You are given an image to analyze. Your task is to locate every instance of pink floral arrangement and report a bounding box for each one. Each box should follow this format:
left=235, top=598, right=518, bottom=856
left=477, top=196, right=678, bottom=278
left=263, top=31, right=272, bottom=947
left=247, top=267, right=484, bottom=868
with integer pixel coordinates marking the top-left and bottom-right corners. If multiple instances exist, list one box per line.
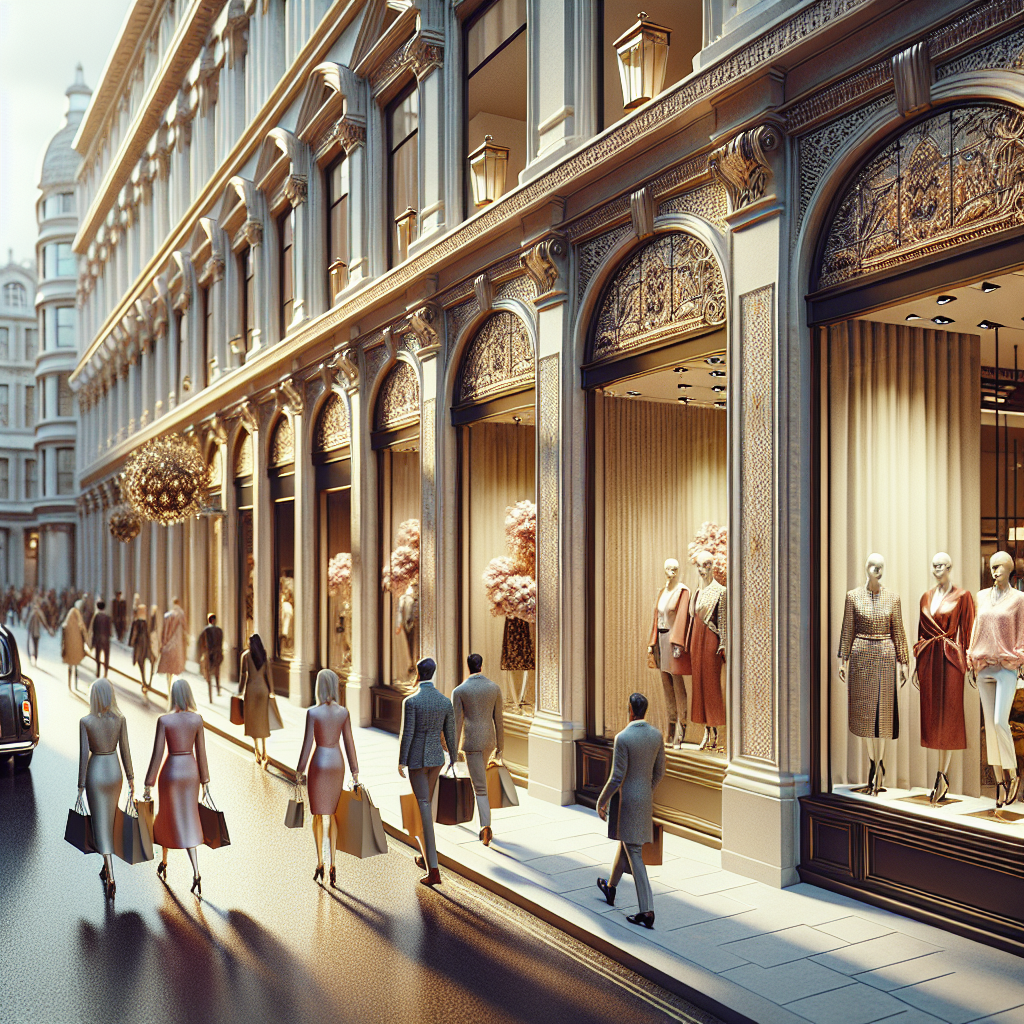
left=504, top=500, right=536, bottom=575
left=482, top=556, right=537, bottom=623
left=382, top=520, right=420, bottom=595
left=396, top=518, right=420, bottom=550
left=328, top=552, right=352, bottom=600
left=688, top=521, right=728, bottom=584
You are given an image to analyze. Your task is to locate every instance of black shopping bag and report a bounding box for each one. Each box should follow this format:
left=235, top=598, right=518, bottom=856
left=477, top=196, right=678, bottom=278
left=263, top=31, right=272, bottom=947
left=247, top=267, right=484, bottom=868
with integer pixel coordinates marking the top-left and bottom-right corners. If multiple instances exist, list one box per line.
left=64, top=794, right=95, bottom=854
left=436, top=770, right=474, bottom=825
left=199, top=792, right=231, bottom=849
left=114, top=795, right=154, bottom=864
left=285, top=785, right=305, bottom=829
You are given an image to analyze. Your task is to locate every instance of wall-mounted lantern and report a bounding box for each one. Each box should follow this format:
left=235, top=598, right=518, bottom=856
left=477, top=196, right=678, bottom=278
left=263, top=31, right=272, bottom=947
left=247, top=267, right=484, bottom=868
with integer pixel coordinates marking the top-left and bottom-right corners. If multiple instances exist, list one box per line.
left=329, top=259, right=348, bottom=304
left=614, top=12, right=671, bottom=111
left=469, top=135, right=509, bottom=208
left=395, top=207, right=418, bottom=262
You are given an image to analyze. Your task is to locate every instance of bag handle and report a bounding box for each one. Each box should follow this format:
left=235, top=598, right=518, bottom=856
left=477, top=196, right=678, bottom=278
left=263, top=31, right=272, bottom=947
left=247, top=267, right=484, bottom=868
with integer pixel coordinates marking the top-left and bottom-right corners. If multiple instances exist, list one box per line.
left=201, top=787, right=219, bottom=812
left=74, top=792, right=88, bottom=815
left=123, top=792, right=139, bottom=817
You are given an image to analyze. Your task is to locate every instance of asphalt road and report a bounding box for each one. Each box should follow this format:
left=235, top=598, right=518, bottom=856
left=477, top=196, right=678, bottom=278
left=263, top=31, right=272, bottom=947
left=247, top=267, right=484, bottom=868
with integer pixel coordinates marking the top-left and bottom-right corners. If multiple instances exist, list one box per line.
left=0, top=651, right=720, bottom=1024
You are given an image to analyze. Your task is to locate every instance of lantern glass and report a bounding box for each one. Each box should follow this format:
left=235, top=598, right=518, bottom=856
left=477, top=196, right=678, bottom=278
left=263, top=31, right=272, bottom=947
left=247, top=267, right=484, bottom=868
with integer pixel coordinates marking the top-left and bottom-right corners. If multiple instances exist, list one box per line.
left=469, top=135, right=510, bottom=208
left=329, top=258, right=348, bottom=303
left=614, top=15, right=671, bottom=111
left=394, top=207, right=418, bottom=262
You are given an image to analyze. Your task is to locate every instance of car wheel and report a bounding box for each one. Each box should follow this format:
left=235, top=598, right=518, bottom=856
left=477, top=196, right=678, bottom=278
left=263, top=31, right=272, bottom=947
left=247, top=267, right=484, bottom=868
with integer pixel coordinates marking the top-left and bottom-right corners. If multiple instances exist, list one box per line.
left=13, top=751, right=33, bottom=770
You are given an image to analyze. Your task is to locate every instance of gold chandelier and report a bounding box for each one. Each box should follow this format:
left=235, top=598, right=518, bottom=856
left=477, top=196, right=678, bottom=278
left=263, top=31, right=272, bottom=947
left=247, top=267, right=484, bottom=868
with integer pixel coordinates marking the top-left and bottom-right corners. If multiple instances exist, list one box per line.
left=123, top=435, right=210, bottom=526
left=108, top=506, right=142, bottom=543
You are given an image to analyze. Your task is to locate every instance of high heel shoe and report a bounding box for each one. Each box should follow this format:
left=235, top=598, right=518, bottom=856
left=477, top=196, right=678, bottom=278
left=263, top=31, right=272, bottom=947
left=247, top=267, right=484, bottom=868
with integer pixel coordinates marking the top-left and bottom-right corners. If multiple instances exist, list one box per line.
left=627, top=911, right=655, bottom=929
left=995, top=781, right=1008, bottom=809
left=596, top=878, right=616, bottom=906
left=934, top=771, right=950, bottom=804
left=106, top=878, right=116, bottom=900
left=866, top=759, right=876, bottom=792
left=190, top=874, right=202, bottom=897
left=329, top=866, right=337, bottom=888
left=313, top=865, right=324, bottom=883
left=156, top=861, right=167, bottom=881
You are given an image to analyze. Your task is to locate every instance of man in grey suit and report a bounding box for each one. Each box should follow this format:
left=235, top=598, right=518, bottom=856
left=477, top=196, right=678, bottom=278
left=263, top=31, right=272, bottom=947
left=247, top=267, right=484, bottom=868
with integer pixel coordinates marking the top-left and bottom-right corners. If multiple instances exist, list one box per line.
left=398, top=656, right=457, bottom=887
left=595, top=692, right=666, bottom=929
left=452, top=653, right=504, bottom=846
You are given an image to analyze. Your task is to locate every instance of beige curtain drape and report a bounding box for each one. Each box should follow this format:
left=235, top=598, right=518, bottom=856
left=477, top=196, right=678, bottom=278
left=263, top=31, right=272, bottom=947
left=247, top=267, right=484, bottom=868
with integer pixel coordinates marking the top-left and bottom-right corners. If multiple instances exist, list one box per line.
left=597, top=396, right=727, bottom=739
left=464, top=421, right=535, bottom=705
left=826, top=320, right=981, bottom=796
left=384, top=449, right=421, bottom=686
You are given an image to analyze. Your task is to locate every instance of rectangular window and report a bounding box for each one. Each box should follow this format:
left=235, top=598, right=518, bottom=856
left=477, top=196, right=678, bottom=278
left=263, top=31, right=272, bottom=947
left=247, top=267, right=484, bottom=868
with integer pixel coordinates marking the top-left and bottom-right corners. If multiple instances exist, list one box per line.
left=327, top=153, right=349, bottom=295
left=242, top=247, right=256, bottom=354
left=0, top=459, right=8, bottom=500
left=57, top=373, right=73, bottom=417
left=44, top=242, right=75, bottom=278
left=278, top=208, right=294, bottom=335
left=56, top=448, right=74, bottom=495
left=24, top=328, right=37, bottom=359
left=0, top=386, right=8, bottom=428
left=55, top=306, right=75, bottom=347
left=24, top=459, right=36, bottom=500
left=387, top=83, right=419, bottom=266
left=41, top=376, right=50, bottom=419
left=0, top=328, right=8, bottom=361
left=60, top=192, right=75, bottom=214
left=202, top=285, right=213, bottom=387
left=40, top=449, right=46, bottom=496
left=24, top=386, right=34, bottom=428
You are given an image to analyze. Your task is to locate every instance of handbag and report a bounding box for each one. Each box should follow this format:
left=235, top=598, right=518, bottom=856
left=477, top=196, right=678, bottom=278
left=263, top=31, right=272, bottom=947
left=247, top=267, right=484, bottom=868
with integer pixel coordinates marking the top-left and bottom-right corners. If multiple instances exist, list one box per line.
left=114, top=794, right=154, bottom=864
left=64, top=793, right=95, bottom=854
left=436, top=768, right=474, bottom=825
left=334, top=786, right=388, bottom=858
left=608, top=792, right=663, bottom=867
left=486, top=760, right=520, bottom=808
left=268, top=695, right=284, bottom=732
left=230, top=695, right=244, bottom=725
left=285, top=785, right=305, bottom=829
left=198, top=791, right=231, bottom=849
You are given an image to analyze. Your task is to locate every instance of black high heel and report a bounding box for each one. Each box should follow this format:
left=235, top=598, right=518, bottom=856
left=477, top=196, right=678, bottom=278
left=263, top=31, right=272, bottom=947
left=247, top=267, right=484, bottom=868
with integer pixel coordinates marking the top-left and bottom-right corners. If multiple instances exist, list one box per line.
left=866, top=759, right=876, bottom=791
left=872, top=760, right=886, bottom=796
left=596, top=878, right=616, bottom=906
left=329, top=866, right=337, bottom=888
left=156, top=861, right=167, bottom=881
left=314, top=865, right=324, bottom=883
left=106, top=878, right=116, bottom=900
left=627, top=911, right=655, bottom=929
left=995, top=780, right=1008, bottom=809
left=191, top=874, right=202, bottom=897
left=99, top=865, right=108, bottom=881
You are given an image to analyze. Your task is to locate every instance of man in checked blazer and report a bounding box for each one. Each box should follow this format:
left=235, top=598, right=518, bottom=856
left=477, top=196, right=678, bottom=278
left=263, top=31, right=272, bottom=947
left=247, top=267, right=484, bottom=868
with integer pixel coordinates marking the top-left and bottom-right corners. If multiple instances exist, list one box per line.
left=398, top=656, right=457, bottom=887
left=453, top=653, right=504, bottom=846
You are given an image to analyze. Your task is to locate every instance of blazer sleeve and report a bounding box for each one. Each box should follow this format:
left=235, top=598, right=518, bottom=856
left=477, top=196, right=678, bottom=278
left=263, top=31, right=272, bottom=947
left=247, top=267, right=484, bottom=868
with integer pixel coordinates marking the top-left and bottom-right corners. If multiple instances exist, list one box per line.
left=717, top=588, right=728, bottom=656
left=238, top=651, right=249, bottom=695
left=194, top=721, right=210, bottom=785
left=266, top=664, right=276, bottom=697
left=296, top=710, right=315, bottom=776
left=597, top=733, right=628, bottom=810
left=145, top=717, right=167, bottom=788
left=398, top=696, right=414, bottom=766
left=891, top=595, right=909, bottom=664
left=652, top=738, right=666, bottom=792
left=838, top=593, right=855, bottom=661
left=493, top=691, right=505, bottom=753
left=341, top=712, right=359, bottom=777
left=118, top=715, right=135, bottom=783
left=453, top=689, right=464, bottom=751
left=442, top=702, right=457, bottom=763
left=78, top=719, right=89, bottom=790
left=669, top=587, right=690, bottom=650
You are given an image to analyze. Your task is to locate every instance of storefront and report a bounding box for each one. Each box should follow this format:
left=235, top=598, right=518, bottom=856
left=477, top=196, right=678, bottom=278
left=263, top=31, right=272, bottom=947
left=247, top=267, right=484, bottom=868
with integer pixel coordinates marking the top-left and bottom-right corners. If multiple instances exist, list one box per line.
left=234, top=430, right=254, bottom=669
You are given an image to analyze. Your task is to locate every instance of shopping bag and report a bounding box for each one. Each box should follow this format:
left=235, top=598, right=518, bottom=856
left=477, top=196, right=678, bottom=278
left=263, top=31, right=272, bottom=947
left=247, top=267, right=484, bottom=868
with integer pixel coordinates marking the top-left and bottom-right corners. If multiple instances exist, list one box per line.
left=436, top=769, right=474, bottom=825
left=268, top=695, right=284, bottom=732
left=114, top=794, right=154, bottom=864
left=609, top=792, right=663, bottom=871
left=334, top=786, right=388, bottom=858
left=135, top=798, right=155, bottom=837
left=230, top=695, right=244, bottom=725
left=285, top=785, right=305, bottom=829
left=486, top=760, right=520, bottom=808
left=401, top=791, right=426, bottom=849
left=198, top=791, right=231, bottom=849
left=64, top=794, right=95, bottom=854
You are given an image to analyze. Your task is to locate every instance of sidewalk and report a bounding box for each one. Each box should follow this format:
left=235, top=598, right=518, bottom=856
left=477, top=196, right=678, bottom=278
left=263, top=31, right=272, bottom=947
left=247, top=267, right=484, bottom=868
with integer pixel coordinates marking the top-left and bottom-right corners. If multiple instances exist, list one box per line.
left=20, top=626, right=1023, bottom=1024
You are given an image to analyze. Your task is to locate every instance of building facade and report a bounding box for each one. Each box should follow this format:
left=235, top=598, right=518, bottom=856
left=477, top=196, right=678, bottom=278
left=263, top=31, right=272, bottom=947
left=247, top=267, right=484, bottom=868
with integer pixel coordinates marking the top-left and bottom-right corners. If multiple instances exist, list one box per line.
left=71, top=0, right=1024, bottom=952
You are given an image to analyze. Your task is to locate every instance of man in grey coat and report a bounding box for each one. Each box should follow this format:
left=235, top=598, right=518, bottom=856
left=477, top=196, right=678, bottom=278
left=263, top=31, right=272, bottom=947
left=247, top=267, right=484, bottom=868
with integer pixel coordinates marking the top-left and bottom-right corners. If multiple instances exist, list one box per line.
left=452, top=653, right=504, bottom=846
left=398, top=656, right=457, bottom=887
left=595, top=692, right=666, bottom=929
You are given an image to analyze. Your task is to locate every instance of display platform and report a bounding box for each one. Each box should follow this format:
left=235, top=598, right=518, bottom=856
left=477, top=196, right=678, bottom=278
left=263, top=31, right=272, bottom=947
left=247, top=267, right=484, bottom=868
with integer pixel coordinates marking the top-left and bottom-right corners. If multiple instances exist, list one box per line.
left=370, top=684, right=404, bottom=734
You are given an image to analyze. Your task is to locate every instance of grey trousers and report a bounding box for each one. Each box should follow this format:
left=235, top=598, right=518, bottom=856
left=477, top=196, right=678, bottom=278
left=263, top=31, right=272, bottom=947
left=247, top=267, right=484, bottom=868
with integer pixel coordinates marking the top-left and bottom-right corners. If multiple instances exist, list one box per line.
left=464, top=751, right=491, bottom=829
left=409, top=766, right=441, bottom=870
left=609, top=841, right=653, bottom=914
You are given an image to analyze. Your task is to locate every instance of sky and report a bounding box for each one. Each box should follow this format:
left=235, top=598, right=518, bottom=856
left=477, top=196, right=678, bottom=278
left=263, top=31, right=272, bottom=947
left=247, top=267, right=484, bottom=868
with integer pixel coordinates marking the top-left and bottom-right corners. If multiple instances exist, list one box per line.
left=0, top=0, right=131, bottom=268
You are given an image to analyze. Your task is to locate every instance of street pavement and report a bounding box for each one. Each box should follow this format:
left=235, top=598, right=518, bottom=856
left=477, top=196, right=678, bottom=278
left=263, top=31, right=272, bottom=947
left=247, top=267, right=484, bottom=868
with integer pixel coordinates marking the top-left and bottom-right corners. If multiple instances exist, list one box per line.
left=0, top=635, right=717, bottom=1024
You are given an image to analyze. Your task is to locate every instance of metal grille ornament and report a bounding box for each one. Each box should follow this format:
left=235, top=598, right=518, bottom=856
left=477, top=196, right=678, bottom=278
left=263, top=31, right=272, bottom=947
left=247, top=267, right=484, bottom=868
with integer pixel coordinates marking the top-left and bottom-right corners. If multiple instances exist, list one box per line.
left=123, top=435, right=210, bottom=525
left=108, top=506, right=142, bottom=543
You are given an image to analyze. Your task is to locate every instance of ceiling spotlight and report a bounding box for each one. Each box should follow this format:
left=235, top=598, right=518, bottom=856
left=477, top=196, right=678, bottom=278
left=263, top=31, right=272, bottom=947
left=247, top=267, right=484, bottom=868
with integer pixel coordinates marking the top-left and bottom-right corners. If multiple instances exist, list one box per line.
left=626, top=390, right=641, bottom=397
left=905, top=313, right=922, bottom=321
left=677, top=383, right=692, bottom=390
left=980, top=281, right=1001, bottom=293
left=709, top=370, right=726, bottom=377
left=977, top=320, right=1004, bottom=330
left=677, top=397, right=690, bottom=404
left=932, top=315, right=955, bottom=325
left=705, top=355, right=725, bottom=365
left=714, top=401, right=726, bottom=408
left=936, top=295, right=957, bottom=305
left=712, top=385, right=726, bottom=393
left=673, top=366, right=689, bottom=373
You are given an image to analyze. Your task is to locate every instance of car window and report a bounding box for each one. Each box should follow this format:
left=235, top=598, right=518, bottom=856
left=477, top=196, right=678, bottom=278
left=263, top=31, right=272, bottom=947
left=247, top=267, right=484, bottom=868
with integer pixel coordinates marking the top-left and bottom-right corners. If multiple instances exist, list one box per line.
left=0, top=635, right=12, bottom=677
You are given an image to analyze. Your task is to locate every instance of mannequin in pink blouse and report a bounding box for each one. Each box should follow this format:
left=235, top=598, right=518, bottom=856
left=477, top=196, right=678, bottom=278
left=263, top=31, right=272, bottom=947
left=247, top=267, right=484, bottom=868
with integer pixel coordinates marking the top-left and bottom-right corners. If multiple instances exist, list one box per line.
left=966, top=551, right=1024, bottom=808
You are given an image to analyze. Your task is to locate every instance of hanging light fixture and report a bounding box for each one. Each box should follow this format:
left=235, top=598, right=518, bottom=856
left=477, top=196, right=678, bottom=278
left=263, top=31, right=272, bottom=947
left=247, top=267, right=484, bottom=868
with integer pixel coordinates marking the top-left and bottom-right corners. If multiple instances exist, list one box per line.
left=469, top=135, right=510, bottom=208
left=108, top=506, right=142, bottom=543
left=614, top=12, right=672, bottom=111
left=123, top=434, right=210, bottom=526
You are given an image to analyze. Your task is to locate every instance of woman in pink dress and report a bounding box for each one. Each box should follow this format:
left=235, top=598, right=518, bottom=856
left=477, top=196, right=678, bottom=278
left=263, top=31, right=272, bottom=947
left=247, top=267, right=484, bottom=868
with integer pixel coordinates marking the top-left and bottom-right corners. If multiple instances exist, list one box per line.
left=296, top=669, right=359, bottom=887
left=143, top=678, right=212, bottom=896
left=157, top=598, right=188, bottom=690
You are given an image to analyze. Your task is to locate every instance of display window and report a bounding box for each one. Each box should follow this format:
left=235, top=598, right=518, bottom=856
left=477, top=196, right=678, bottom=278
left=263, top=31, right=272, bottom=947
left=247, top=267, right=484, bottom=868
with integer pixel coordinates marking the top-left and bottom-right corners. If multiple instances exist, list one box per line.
left=269, top=416, right=296, bottom=675
left=234, top=431, right=254, bottom=659
left=204, top=444, right=222, bottom=625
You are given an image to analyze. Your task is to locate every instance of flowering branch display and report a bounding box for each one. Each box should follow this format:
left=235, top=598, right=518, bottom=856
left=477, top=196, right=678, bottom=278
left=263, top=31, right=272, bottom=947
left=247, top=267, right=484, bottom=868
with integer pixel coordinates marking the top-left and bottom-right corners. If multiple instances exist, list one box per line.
left=122, top=434, right=210, bottom=526
left=328, top=552, right=352, bottom=601
left=483, top=500, right=538, bottom=622
left=382, top=518, right=420, bottom=594
left=688, top=521, right=728, bottom=584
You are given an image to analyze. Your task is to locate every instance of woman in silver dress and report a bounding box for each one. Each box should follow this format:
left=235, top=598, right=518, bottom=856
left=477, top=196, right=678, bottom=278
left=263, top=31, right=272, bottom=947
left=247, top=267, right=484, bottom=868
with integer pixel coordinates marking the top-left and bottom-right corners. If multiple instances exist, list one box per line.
left=77, top=678, right=134, bottom=899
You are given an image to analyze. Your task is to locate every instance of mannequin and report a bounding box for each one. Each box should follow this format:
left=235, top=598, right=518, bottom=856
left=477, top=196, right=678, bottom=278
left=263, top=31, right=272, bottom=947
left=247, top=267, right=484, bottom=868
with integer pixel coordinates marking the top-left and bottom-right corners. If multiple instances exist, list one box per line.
left=838, top=553, right=909, bottom=796
left=395, top=579, right=419, bottom=682
left=966, top=551, right=1024, bottom=808
left=912, top=553, right=975, bottom=804
left=688, top=550, right=726, bottom=752
left=647, top=558, right=691, bottom=747
left=157, top=597, right=188, bottom=691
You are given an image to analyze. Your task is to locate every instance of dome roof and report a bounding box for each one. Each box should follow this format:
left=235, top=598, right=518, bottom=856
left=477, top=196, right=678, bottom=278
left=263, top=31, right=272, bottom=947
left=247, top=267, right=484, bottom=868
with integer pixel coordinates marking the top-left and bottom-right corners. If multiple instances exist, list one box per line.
left=39, top=65, right=91, bottom=190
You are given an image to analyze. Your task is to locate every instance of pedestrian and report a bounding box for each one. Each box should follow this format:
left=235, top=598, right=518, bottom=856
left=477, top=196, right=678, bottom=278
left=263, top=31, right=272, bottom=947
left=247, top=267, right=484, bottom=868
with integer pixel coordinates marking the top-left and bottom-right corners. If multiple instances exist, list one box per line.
left=128, top=603, right=154, bottom=692
left=238, top=633, right=274, bottom=766
left=112, top=591, right=128, bottom=643
left=157, top=597, right=188, bottom=690
left=452, top=652, right=504, bottom=847
left=197, top=613, right=224, bottom=701
left=91, top=599, right=112, bottom=679
left=398, top=656, right=457, bottom=888
left=148, top=604, right=160, bottom=661
left=78, top=678, right=135, bottom=900
left=25, top=598, right=51, bottom=665
left=81, top=592, right=96, bottom=632
left=596, top=692, right=666, bottom=930
left=61, top=599, right=90, bottom=690
left=296, top=668, right=360, bottom=888
left=143, top=678, right=211, bottom=898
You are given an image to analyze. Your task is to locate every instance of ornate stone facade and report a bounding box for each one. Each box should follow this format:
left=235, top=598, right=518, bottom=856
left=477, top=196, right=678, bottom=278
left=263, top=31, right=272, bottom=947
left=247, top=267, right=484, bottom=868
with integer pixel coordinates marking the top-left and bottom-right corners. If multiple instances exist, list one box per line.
left=234, top=430, right=253, bottom=478
left=314, top=392, right=350, bottom=452
left=374, top=360, right=420, bottom=431
left=269, top=415, right=295, bottom=467
left=457, top=312, right=534, bottom=405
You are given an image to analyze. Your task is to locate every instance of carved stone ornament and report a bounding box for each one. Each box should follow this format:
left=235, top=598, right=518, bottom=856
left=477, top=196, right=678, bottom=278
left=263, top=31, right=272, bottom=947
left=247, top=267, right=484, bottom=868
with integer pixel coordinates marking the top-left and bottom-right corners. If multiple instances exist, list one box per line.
left=892, top=42, right=932, bottom=118
left=458, top=311, right=534, bottom=405
left=234, top=430, right=254, bottom=479
left=238, top=400, right=259, bottom=433
left=374, top=360, right=420, bottom=431
left=520, top=234, right=568, bottom=296
left=269, top=416, right=295, bottom=468
left=279, top=378, right=304, bottom=416
left=409, top=37, right=444, bottom=80
left=327, top=116, right=367, bottom=154
left=818, top=104, right=1024, bottom=291
left=241, top=218, right=263, bottom=247
left=473, top=273, right=493, bottom=313
left=408, top=303, right=441, bottom=352
left=314, top=392, right=350, bottom=452
left=709, top=124, right=782, bottom=212
left=284, top=174, right=308, bottom=207
left=590, top=232, right=726, bottom=362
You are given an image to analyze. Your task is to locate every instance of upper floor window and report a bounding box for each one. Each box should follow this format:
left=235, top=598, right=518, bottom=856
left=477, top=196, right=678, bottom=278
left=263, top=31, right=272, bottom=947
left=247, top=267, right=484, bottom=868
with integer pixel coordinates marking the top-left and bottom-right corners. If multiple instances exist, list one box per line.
left=241, top=246, right=256, bottom=355
left=56, top=447, right=74, bottom=495
left=387, top=83, right=419, bottom=266
left=57, top=373, right=73, bottom=417
left=278, top=208, right=294, bottom=335
left=43, top=192, right=75, bottom=218
left=202, top=285, right=213, bottom=389
left=465, top=0, right=527, bottom=213
left=43, top=242, right=75, bottom=279
left=0, top=386, right=8, bottom=428
left=24, top=459, right=36, bottom=500
left=0, top=328, right=8, bottom=362
left=24, top=328, right=37, bottom=359
left=24, top=386, right=34, bottom=428
left=55, top=306, right=75, bottom=348
left=3, top=282, right=27, bottom=308
left=326, top=153, right=348, bottom=299
left=0, top=459, right=8, bottom=500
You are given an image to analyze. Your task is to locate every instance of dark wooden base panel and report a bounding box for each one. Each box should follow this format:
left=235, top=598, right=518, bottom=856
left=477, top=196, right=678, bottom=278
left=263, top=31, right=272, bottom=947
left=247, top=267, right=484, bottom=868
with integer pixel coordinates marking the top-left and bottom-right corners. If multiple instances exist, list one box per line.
left=370, top=684, right=403, bottom=734
left=799, top=795, right=1024, bottom=957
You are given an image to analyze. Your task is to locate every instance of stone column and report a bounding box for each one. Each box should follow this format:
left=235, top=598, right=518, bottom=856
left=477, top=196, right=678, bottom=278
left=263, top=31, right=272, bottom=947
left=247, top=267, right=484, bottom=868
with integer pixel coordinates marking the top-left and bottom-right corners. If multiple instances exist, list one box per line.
left=348, top=374, right=374, bottom=726
left=104, top=375, right=115, bottom=449
left=284, top=175, right=308, bottom=328
left=119, top=363, right=129, bottom=443
left=245, top=219, right=266, bottom=355
left=345, top=135, right=368, bottom=287
left=167, top=307, right=181, bottom=411
left=417, top=349, right=439, bottom=679
left=187, top=512, right=206, bottom=664
left=413, top=45, right=445, bottom=244
left=210, top=258, right=226, bottom=382
left=127, top=345, right=139, bottom=435
left=250, top=405, right=272, bottom=647
left=154, top=322, right=167, bottom=420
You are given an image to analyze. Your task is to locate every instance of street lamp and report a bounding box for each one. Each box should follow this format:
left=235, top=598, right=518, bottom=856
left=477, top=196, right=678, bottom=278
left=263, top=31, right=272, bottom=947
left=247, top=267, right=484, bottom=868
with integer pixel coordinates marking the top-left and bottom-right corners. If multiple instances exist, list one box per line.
left=614, top=12, right=672, bottom=111
left=469, top=135, right=509, bottom=208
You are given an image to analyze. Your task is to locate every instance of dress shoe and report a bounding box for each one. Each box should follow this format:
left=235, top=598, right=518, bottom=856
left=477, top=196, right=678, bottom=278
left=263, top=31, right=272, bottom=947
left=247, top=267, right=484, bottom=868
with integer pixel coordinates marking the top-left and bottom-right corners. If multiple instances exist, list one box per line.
left=313, top=865, right=324, bottom=883
left=419, top=868, right=442, bottom=887
left=627, top=911, right=655, bottom=929
left=329, top=866, right=337, bottom=888
left=414, top=855, right=425, bottom=870
left=596, top=878, right=616, bottom=906
left=479, top=826, right=493, bottom=846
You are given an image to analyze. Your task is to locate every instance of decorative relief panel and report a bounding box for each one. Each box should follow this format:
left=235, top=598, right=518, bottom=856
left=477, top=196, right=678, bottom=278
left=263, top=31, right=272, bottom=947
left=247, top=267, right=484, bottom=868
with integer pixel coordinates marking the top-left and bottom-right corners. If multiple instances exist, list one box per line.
left=445, top=300, right=476, bottom=357
left=576, top=225, right=631, bottom=305
left=363, top=341, right=389, bottom=387
left=269, top=416, right=294, bottom=468
left=936, top=25, right=1024, bottom=79
left=374, top=360, right=420, bottom=431
left=590, top=232, right=726, bottom=362
left=495, top=275, right=537, bottom=303
left=658, top=181, right=729, bottom=231
left=740, top=285, right=775, bottom=762
left=234, top=431, right=253, bottom=479
left=817, top=104, right=1024, bottom=290
left=537, top=354, right=561, bottom=716
left=314, top=392, right=350, bottom=452
left=457, top=312, right=534, bottom=405
left=207, top=446, right=222, bottom=490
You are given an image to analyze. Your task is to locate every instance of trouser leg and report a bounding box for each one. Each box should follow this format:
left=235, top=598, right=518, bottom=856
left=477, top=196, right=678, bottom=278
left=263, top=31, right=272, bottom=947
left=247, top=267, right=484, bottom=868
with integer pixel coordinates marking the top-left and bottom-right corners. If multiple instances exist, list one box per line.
left=993, top=668, right=1018, bottom=770
left=608, top=842, right=629, bottom=888
left=411, top=766, right=441, bottom=869
left=624, top=842, right=653, bottom=913
left=465, top=750, right=491, bottom=829
left=658, top=672, right=677, bottom=729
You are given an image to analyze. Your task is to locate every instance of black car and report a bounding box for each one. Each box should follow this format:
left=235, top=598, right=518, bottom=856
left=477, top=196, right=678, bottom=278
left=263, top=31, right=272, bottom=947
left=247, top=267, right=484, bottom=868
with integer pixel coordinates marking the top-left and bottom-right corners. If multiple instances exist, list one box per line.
left=0, top=625, right=38, bottom=770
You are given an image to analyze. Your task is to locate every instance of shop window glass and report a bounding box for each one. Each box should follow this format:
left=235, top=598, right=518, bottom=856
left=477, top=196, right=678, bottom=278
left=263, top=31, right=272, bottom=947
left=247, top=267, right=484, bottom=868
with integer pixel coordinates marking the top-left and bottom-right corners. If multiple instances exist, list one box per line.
left=323, top=487, right=353, bottom=680
left=3, top=282, right=27, bottom=308
left=274, top=499, right=295, bottom=662
left=56, top=306, right=75, bottom=348
left=56, top=448, right=74, bottom=495
left=387, top=83, right=418, bottom=265
left=0, top=386, right=8, bottom=427
left=0, top=459, right=8, bottom=500
left=278, top=208, right=294, bottom=335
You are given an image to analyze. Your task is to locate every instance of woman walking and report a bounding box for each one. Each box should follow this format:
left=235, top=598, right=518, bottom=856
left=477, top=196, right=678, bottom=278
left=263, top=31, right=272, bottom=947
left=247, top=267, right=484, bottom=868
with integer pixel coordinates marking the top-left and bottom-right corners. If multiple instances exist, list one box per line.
left=157, top=598, right=188, bottom=692
left=143, top=678, right=211, bottom=897
left=78, top=678, right=134, bottom=899
left=62, top=599, right=90, bottom=690
left=238, top=633, right=274, bottom=766
left=296, top=669, right=360, bottom=887
left=128, top=603, right=154, bottom=692
left=25, top=598, right=51, bottom=665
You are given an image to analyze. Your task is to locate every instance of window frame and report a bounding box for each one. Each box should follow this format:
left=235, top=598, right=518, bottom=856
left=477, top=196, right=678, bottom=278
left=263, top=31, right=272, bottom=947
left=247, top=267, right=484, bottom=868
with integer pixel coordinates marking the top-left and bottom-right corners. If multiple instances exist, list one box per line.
left=386, top=80, right=420, bottom=267
left=55, top=305, right=76, bottom=348
left=326, top=151, right=349, bottom=294
left=56, top=447, right=74, bottom=495
left=278, top=206, right=294, bottom=336
left=241, top=246, right=256, bottom=354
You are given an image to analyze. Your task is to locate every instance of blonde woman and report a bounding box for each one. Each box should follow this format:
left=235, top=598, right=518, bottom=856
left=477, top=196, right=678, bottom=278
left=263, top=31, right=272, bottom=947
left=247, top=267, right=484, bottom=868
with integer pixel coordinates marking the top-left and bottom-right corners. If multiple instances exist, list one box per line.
left=143, top=678, right=211, bottom=897
left=62, top=599, right=90, bottom=690
left=78, top=678, right=134, bottom=899
left=296, top=669, right=359, bottom=887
